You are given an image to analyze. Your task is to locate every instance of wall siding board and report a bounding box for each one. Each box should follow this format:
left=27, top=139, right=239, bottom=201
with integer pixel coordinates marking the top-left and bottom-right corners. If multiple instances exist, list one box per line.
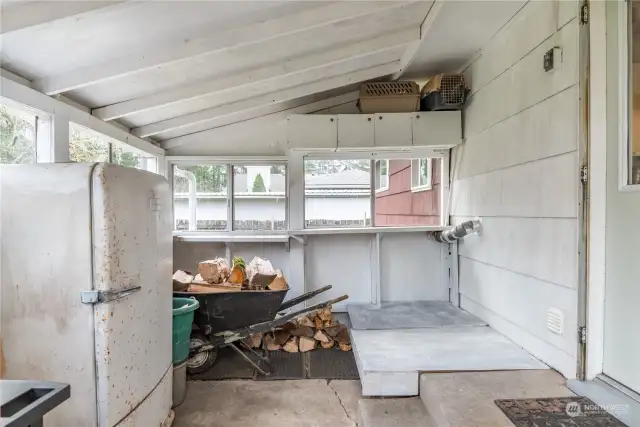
left=380, top=234, right=448, bottom=302
left=459, top=258, right=577, bottom=359
left=466, top=0, right=577, bottom=96
left=455, top=216, right=578, bottom=290
left=452, top=0, right=580, bottom=379
left=451, top=152, right=578, bottom=218
left=461, top=296, right=578, bottom=378
left=454, top=85, right=578, bottom=180
left=465, top=19, right=579, bottom=138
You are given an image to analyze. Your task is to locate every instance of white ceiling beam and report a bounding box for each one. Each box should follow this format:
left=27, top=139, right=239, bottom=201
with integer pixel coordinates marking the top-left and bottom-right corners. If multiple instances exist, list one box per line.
left=0, top=76, right=163, bottom=156
left=132, top=61, right=400, bottom=139
left=391, top=0, right=444, bottom=80
left=92, top=28, right=418, bottom=121
left=0, top=1, right=127, bottom=35
left=161, top=91, right=360, bottom=150
left=32, top=1, right=415, bottom=95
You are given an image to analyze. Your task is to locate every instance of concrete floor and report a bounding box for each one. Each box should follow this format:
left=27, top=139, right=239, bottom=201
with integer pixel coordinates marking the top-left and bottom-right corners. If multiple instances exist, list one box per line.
left=173, top=380, right=362, bottom=427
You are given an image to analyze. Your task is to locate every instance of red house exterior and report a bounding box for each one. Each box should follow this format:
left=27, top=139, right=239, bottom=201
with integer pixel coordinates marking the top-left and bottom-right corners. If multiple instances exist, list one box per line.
left=375, top=159, right=441, bottom=226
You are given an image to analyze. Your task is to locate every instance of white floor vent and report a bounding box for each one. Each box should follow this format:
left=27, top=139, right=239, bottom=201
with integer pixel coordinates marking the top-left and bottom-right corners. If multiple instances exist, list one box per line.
left=547, top=308, right=564, bottom=335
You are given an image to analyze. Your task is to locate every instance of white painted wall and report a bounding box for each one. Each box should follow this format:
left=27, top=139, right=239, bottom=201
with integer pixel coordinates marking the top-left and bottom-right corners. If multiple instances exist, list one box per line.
left=451, top=0, right=580, bottom=379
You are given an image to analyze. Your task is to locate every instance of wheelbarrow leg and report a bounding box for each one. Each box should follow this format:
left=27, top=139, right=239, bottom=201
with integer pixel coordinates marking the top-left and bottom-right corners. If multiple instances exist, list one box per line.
left=228, top=342, right=272, bottom=376
left=239, top=340, right=271, bottom=363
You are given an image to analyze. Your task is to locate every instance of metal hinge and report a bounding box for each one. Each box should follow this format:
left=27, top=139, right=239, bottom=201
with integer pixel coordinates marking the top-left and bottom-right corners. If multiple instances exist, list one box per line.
left=580, top=165, right=588, bottom=184
left=578, top=326, right=587, bottom=344
left=580, top=3, right=589, bottom=25
left=80, top=286, right=142, bottom=304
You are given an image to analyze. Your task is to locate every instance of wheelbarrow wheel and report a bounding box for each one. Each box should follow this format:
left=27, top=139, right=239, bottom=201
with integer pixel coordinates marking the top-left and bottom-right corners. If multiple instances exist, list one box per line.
left=186, top=332, right=218, bottom=375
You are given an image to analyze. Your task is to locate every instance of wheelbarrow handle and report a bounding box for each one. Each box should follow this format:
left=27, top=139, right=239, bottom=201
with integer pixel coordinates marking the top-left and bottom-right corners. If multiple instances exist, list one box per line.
left=278, top=285, right=333, bottom=311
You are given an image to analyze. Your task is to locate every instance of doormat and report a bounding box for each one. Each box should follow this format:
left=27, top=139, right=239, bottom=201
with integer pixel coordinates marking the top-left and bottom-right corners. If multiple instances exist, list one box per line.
left=188, top=347, right=255, bottom=381
left=495, top=397, right=628, bottom=427
left=256, top=348, right=359, bottom=381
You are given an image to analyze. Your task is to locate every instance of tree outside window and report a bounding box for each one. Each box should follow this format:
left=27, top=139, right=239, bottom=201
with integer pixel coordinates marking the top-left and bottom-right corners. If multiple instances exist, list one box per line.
left=0, top=104, right=36, bottom=164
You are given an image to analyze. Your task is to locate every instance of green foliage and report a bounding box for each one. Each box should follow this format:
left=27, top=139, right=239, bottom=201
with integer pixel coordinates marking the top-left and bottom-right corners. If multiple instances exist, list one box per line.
left=174, top=164, right=227, bottom=193
left=0, top=106, right=36, bottom=164
left=233, top=256, right=246, bottom=270
left=304, top=159, right=370, bottom=175
left=252, top=173, right=266, bottom=192
left=69, top=127, right=109, bottom=162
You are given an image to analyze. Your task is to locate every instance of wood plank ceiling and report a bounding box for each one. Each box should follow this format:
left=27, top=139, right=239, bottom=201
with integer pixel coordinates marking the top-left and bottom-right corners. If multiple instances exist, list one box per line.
left=0, top=1, right=525, bottom=149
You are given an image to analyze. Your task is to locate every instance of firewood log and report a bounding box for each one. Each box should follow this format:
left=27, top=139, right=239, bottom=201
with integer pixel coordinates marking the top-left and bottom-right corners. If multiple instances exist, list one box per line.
left=314, top=330, right=330, bottom=343
left=198, top=258, right=229, bottom=284
left=172, top=270, right=193, bottom=292
left=267, top=269, right=288, bottom=291
left=324, top=325, right=346, bottom=338
left=334, top=328, right=351, bottom=345
left=274, top=330, right=291, bottom=346
left=264, top=333, right=281, bottom=351
left=317, top=307, right=332, bottom=322
left=297, top=316, right=315, bottom=328
left=338, top=342, right=352, bottom=352
left=242, top=333, right=263, bottom=349
left=228, top=265, right=245, bottom=285
left=290, top=326, right=314, bottom=338
left=245, top=257, right=277, bottom=288
left=299, top=336, right=316, bottom=352
left=283, top=337, right=299, bottom=353
left=321, top=339, right=335, bottom=349
left=314, top=316, right=324, bottom=330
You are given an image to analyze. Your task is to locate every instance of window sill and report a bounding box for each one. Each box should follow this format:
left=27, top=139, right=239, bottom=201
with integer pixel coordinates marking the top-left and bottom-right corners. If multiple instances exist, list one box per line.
left=291, top=225, right=450, bottom=235
left=411, top=184, right=433, bottom=193
left=173, top=231, right=290, bottom=243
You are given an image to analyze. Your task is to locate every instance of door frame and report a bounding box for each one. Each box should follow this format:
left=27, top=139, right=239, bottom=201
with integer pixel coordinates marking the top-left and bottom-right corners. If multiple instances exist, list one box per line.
left=585, top=0, right=640, bottom=382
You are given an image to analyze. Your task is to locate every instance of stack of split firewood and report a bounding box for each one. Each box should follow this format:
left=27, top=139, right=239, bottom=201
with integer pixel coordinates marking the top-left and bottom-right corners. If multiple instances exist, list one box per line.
left=172, top=256, right=288, bottom=293
left=242, top=306, right=352, bottom=353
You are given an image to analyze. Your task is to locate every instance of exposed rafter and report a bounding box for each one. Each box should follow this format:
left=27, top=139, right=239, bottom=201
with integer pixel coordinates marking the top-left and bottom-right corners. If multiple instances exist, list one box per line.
left=31, top=1, right=416, bottom=95
left=161, top=92, right=360, bottom=150
left=392, top=0, right=443, bottom=81
left=132, top=61, right=400, bottom=139
left=92, top=28, right=417, bottom=122
left=0, top=1, right=127, bottom=36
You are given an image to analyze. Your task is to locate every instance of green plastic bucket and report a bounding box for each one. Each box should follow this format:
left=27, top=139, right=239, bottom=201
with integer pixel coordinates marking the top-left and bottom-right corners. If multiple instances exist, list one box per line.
left=172, top=297, right=200, bottom=364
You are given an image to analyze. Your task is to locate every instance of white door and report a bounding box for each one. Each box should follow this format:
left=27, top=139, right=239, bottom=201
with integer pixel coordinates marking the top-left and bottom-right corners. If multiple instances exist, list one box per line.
left=91, top=164, right=173, bottom=426
left=602, top=0, right=640, bottom=394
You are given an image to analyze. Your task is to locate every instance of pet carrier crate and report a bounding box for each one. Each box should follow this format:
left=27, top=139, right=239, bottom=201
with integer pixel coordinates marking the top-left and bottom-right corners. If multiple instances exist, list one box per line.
left=420, top=74, right=469, bottom=111
left=357, top=81, right=420, bottom=113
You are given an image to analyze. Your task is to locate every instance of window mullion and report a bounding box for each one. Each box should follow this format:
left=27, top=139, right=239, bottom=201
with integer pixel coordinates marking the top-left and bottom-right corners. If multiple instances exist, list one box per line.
left=227, top=164, right=234, bottom=231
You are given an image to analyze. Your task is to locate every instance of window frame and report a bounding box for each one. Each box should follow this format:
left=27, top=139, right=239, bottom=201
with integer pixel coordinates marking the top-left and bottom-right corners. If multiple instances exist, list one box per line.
left=0, top=101, right=39, bottom=165
left=410, top=158, right=433, bottom=192
left=167, top=156, right=289, bottom=233
left=621, top=0, right=640, bottom=190
left=374, top=159, right=389, bottom=193
left=301, top=150, right=450, bottom=229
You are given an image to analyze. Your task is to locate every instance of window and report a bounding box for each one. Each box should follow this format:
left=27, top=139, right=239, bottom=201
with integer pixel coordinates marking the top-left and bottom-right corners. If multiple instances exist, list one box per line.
left=233, top=164, right=286, bottom=231
left=173, top=164, right=228, bottom=231
left=172, top=162, right=287, bottom=232
left=69, top=123, right=109, bottom=162
left=69, top=123, right=158, bottom=173
left=629, top=1, right=640, bottom=185
left=0, top=103, right=36, bottom=164
left=304, top=159, right=371, bottom=228
left=411, top=158, right=433, bottom=191
left=374, top=160, right=389, bottom=192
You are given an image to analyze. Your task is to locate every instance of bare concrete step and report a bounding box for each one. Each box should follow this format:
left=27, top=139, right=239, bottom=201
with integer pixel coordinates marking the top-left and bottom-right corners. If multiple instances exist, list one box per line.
left=358, top=398, right=436, bottom=427
left=420, top=370, right=574, bottom=427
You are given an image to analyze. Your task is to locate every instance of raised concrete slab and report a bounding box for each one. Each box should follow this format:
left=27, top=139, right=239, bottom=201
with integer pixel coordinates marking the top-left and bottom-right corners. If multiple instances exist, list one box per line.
left=358, top=398, right=436, bottom=427
left=568, top=377, right=640, bottom=427
left=348, top=301, right=486, bottom=330
left=351, top=326, right=549, bottom=396
left=420, top=370, right=574, bottom=427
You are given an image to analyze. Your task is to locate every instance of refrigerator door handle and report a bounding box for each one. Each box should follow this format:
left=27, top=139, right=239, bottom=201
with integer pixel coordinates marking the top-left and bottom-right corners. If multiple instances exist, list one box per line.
left=80, top=286, right=142, bottom=304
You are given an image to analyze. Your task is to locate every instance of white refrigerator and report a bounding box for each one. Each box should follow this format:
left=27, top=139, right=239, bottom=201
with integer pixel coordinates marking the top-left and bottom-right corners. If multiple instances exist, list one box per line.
left=1, top=163, right=174, bottom=427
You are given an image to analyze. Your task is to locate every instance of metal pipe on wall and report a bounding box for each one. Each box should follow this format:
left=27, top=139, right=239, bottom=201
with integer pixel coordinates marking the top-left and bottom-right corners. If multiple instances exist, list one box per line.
left=427, top=219, right=481, bottom=243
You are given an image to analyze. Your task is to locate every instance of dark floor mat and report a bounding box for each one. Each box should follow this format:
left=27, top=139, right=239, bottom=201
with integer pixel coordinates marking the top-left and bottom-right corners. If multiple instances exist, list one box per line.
left=308, top=348, right=359, bottom=380
left=495, top=397, right=628, bottom=427
left=189, top=347, right=255, bottom=381
left=256, top=350, right=306, bottom=380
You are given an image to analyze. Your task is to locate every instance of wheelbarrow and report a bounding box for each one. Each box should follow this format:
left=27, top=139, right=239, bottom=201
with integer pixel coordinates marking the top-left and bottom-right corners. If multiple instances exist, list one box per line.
left=173, top=285, right=347, bottom=375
